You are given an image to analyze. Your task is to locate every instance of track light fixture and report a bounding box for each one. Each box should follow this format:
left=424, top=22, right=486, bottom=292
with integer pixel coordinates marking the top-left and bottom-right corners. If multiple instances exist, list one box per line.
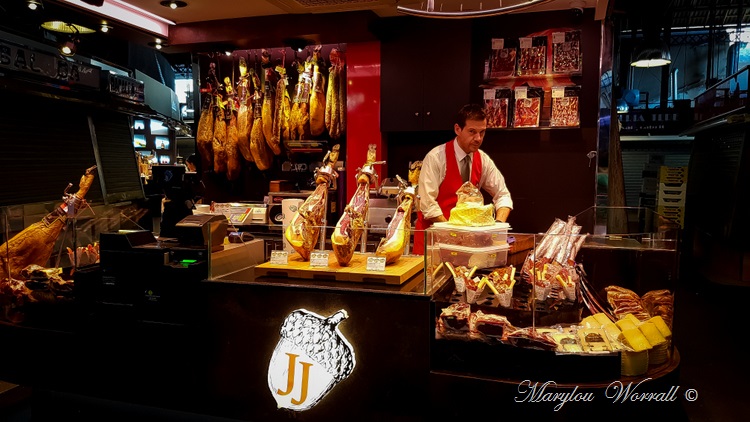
left=148, top=40, right=167, bottom=50
left=60, top=37, right=78, bottom=56
left=160, top=1, right=187, bottom=9
left=27, top=1, right=43, bottom=11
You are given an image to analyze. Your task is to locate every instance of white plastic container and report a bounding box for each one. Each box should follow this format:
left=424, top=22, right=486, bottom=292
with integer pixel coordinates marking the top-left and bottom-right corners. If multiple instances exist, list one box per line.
left=431, top=222, right=510, bottom=247
left=438, top=243, right=510, bottom=269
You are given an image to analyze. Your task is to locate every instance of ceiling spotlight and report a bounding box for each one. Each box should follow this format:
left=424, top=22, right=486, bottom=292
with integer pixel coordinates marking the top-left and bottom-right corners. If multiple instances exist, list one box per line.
left=100, top=24, right=112, bottom=33
left=60, top=38, right=78, bottom=56
left=149, top=41, right=167, bottom=50
left=160, top=1, right=187, bottom=9
left=27, top=1, right=43, bottom=11
left=283, top=37, right=314, bottom=54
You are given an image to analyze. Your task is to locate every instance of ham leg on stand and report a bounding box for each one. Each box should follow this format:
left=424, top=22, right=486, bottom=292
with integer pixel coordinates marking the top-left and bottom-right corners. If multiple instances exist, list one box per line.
left=284, top=145, right=340, bottom=260
left=332, top=144, right=384, bottom=266
left=375, top=161, right=422, bottom=264
left=1, top=166, right=97, bottom=281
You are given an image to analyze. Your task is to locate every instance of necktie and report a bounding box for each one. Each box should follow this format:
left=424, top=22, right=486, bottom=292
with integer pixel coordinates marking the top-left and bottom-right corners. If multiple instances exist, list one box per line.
left=460, top=155, right=471, bottom=183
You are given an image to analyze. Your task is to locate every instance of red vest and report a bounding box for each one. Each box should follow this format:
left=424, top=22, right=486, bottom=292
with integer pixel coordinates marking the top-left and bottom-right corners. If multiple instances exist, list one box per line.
left=413, top=140, right=482, bottom=254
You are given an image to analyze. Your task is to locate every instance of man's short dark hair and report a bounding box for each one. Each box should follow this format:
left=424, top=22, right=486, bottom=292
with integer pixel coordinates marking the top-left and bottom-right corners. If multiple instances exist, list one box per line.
left=457, top=104, right=487, bottom=128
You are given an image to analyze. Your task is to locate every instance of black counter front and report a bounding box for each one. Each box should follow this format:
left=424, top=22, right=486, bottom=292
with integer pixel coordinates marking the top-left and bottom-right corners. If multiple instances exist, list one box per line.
left=0, top=275, right=432, bottom=421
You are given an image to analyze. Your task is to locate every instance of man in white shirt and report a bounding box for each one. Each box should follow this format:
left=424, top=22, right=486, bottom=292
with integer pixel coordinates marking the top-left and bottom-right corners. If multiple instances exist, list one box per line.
left=413, top=104, right=513, bottom=253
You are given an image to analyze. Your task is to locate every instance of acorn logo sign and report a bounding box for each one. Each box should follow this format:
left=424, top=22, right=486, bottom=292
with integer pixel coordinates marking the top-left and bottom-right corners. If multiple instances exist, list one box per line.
left=268, top=309, right=355, bottom=411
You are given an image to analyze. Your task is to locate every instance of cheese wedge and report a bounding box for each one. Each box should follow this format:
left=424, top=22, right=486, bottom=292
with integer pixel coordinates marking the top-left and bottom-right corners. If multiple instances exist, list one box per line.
left=638, top=322, right=667, bottom=346
left=581, top=315, right=601, bottom=329
left=615, top=319, right=637, bottom=332
left=624, top=313, right=642, bottom=326
left=648, top=315, right=672, bottom=339
left=593, top=313, right=613, bottom=326
left=619, top=328, right=653, bottom=352
left=602, top=322, right=621, bottom=341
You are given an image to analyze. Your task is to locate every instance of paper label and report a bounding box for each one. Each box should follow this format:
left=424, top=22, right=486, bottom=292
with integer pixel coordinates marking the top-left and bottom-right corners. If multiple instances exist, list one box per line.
left=310, top=252, right=329, bottom=268
left=515, top=87, right=528, bottom=99
left=552, top=32, right=565, bottom=44
left=484, top=89, right=496, bottom=100
left=366, top=256, right=387, bottom=272
left=492, top=38, right=505, bottom=50
left=519, top=37, right=532, bottom=49
left=270, top=250, right=289, bottom=265
left=552, top=86, right=566, bottom=98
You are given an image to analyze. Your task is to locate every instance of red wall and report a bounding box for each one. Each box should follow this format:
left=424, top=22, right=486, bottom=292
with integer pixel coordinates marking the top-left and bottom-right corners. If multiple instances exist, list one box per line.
left=344, top=41, right=382, bottom=200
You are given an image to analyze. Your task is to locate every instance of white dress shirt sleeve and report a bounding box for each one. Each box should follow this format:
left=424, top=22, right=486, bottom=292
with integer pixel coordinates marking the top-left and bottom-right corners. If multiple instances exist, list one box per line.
left=478, top=150, right=514, bottom=211
left=417, top=144, right=447, bottom=220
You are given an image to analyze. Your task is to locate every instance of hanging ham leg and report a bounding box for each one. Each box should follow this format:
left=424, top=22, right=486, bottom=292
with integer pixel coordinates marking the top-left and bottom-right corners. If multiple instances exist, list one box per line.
left=309, top=45, right=326, bottom=137
left=236, top=57, right=254, bottom=163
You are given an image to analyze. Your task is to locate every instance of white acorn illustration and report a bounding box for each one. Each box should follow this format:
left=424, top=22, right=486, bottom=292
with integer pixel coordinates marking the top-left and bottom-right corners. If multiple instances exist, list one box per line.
left=268, top=309, right=356, bottom=411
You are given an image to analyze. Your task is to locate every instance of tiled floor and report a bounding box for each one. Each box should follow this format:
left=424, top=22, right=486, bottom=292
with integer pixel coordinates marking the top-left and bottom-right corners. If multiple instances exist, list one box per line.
left=673, top=275, right=750, bottom=422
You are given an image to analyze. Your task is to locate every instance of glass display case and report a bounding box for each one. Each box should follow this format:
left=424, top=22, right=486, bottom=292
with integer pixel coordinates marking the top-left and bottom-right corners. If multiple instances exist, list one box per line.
left=0, top=201, right=268, bottom=324
left=427, top=206, right=681, bottom=383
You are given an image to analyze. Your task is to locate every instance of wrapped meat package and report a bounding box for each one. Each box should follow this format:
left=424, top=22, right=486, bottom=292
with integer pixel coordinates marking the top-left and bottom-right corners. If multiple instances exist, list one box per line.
left=513, top=86, right=543, bottom=128
left=552, top=30, right=582, bottom=74
left=550, top=86, right=581, bottom=127
left=448, top=182, right=495, bottom=226
left=517, top=36, right=547, bottom=76
left=488, top=38, right=517, bottom=79
left=484, top=88, right=512, bottom=128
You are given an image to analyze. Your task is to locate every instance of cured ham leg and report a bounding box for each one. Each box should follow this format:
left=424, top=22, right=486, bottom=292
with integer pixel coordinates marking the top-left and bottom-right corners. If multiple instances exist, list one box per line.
left=375, top=161, right=422, bottom=264
left=284, top=145, right=340, bottom=260
left=1, top=166, right=97, bottom=281
left=331, top=144, right=384, bottom=266
left=236, top=57, right=254, bottom=163
left=309, top=45, right=326, bottom=137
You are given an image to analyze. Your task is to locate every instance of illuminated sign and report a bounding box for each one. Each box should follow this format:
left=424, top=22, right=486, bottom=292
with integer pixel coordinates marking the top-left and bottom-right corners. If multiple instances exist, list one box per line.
left=268, top=309, right=356, bottom=411
left=0, top=38, right=100, bottom=89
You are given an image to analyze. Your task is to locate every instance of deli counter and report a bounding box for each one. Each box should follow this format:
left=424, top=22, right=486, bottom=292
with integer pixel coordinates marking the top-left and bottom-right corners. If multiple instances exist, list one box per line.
left=0, top=204, right=683, bottom=420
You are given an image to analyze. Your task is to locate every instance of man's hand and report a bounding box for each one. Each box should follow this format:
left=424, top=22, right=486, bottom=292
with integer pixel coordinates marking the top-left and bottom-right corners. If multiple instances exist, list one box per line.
left=495, top=207, right=511, bottom=223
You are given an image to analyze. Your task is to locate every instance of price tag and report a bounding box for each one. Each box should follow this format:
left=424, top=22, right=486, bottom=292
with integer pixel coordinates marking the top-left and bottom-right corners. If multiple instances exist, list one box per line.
left=366, top=256, right=387, bottom=272
left=552, top=86, right=566, bottom=98
left=484, top=89, right=496, bottom=100
left=515, top=86, right=528, bottom=99
left=310, top=252, right=330, bottom=268
left=270, top=250, right=288, bottom=265
left=552, top=32, right=565, bottom=44
left=519, top=37, right=532, bottom=49
left=491, top=38, right=505, bottom=50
